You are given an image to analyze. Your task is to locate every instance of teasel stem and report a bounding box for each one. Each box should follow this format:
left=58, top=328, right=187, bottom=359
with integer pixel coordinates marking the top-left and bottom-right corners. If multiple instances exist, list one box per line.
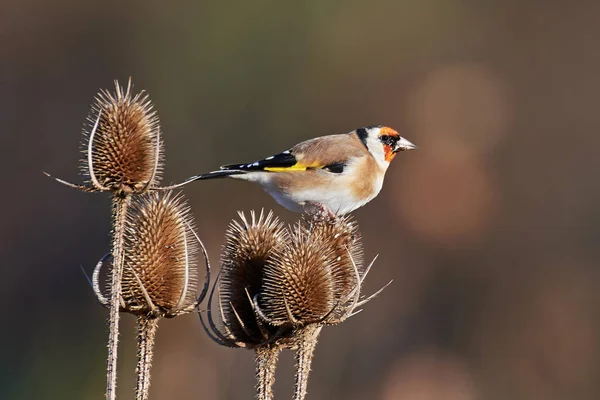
left=106, top=195, right=131, bottom=400
left=255, top=345, right=281, bottom=400
left=293, top=325, right=322, bottom=400
left=135, top=316, right=159, bottom=400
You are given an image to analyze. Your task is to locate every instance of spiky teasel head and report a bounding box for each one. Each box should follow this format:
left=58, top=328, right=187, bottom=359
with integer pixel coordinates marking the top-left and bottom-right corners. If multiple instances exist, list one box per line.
left=83, top=79, right=163, bottom=195
left=302, top=214, right=364, bottom=319
left=202, top=210, right=290, bottom=348
left=45, top=79, right=163, bottom=196
left=257, top=216, right=363, bottom=327
left=94, top=191, right=209, bottom=318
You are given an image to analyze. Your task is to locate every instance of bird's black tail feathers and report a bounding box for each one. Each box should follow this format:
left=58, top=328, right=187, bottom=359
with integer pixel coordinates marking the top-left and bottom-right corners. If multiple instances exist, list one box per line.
left=194, top=170, right=246, bottom=180
left=159, top=169, right=246, bottom=190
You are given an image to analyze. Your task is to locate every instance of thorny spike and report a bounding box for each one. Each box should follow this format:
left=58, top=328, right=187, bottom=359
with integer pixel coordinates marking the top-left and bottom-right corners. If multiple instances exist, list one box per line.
left=252, top=295, right=275, bottom=326
left=198, top=268, right=246, bottom=348
left=336, top=247, right=363, bottom=321
left=354, top=280, right=394, bottom=309
left=347, top=309, right=364, bottom=318
left=283, top=295, right=300, bottom=325
left=174, top=229, right=191, bottom=311
left=87, top=111, right=109, bottom=192
left=199, top=295, right=240, bottom=348
left=187, top=221, right=211, bottom=304
left=128, top=264, right=158, bottom=314
left=92, top=253, right=111, bottom=306
left=217, top=288, right=238, bottom=340
left=328, top=247, right=364, bottom=323
left=245, top=288, right=271, bottom=340
left=359, top=254, right=379, bottom=284
left=230, top=302, right=255, bottom=339
left=313, top=300, right=342, bottom=326
left=42, top=172, right=98, bottom=192
left=320, top=254, right=388, bottom=325
left=138, top=122, right=162, bottom=194
left=91, top=253, right=129, bottom=310
left=198, top=306, right=231, bottom=346
left=43, top=111, right=104, bottom=192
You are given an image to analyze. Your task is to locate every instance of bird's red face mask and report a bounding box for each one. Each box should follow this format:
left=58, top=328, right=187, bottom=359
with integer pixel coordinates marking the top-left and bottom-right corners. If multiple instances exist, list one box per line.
left=379, top=127, right=401, bottom=162
left=379, top=127, right=418, bottom=162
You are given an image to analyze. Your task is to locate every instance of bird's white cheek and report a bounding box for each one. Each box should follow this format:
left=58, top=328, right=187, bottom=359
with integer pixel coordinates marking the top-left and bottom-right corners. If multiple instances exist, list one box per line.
left=365, top=137, right=390, bottom=170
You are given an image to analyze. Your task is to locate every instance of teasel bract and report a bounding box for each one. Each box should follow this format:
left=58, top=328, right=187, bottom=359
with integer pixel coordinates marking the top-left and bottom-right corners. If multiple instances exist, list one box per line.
left=45, top=79, right=165, bottom=400
left=202, top=211, right=390, bottom=400
left=94, top=191, right=209, bottom=400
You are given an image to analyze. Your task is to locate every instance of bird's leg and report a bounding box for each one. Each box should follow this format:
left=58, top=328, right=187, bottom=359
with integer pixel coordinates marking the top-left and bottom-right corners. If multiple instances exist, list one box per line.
left=304, top=202, right=336, bottom=222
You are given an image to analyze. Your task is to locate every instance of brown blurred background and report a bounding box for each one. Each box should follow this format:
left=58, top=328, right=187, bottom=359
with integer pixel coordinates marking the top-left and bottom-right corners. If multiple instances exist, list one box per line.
left=3, top=0, right=600, bottom=399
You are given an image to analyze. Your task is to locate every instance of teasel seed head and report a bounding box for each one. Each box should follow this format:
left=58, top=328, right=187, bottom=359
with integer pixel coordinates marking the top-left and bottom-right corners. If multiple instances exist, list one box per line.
left=302, top=214, right=364, bottom=318
left=94, top=191, right=209, bottom=318
left=83, top=79, right=163, bottom=195
left=123, top=191, right=202, bottom=316
left=201, top=210, right=293, bottom=348
left=44, top=79, right=164, bottom=195
left=257, top=216, right=361, bottom=326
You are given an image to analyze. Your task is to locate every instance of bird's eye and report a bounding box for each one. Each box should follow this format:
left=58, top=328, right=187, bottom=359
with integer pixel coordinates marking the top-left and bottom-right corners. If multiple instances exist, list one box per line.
left=380, top=135, right=396, bottom=146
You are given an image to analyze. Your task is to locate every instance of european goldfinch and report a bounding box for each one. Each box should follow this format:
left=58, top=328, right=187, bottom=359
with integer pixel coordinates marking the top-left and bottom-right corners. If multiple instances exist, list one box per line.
left=188, top=125, right=417, bottom=215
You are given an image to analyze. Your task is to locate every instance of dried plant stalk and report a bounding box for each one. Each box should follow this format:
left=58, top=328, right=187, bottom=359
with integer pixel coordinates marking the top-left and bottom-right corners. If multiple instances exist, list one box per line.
left=255, top=345, right=281, bottom=400
left=135, top=316, right=159, bottom=400
left=293, top=325, right=322, bottom=400
left=106, top=196, right=131, bottom=400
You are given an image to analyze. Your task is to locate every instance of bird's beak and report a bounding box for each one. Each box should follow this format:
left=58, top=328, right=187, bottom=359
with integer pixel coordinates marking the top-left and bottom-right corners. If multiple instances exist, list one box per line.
left=394, top=137, right=418, bottom=152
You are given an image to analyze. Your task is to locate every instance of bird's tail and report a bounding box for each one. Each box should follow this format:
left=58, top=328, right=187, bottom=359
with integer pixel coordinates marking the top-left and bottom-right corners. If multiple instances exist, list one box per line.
left=160, top=169, right=245, bottom=190
left=194, top=170, right=246, bottom=180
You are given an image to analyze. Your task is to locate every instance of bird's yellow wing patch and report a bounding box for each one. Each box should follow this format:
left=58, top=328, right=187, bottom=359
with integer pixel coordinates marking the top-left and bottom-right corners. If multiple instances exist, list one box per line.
left=263, top=161, right=321, bottom=172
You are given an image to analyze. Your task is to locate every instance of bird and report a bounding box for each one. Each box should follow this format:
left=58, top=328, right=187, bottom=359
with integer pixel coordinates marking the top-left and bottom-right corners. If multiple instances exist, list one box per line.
left=182, top=125, right=417, bottom=215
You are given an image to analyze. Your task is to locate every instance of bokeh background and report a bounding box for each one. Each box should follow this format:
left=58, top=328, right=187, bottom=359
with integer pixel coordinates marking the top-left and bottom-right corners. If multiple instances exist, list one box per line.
left=3, top=0, right=600, bottom=399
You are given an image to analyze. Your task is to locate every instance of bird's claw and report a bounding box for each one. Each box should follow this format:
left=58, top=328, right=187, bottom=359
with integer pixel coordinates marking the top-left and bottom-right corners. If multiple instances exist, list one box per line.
left=305, top=202, right=337, bottom=222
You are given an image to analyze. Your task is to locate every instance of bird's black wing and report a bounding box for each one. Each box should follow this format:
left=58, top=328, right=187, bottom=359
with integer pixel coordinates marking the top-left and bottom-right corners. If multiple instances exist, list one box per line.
left=220, top=151, right=300, bottom=172
left=220, top=145, right=347, bottom=174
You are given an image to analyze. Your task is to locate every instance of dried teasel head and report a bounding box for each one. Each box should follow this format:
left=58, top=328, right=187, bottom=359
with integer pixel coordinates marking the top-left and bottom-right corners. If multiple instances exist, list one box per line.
left=303, top=214, right=364, bottom=317
left=45, top=79, right=163, bottom=195
left=201, top=210, right=291, bottom=348
left=93, top=191, right=209, bottom=318
left=257, top=215, right=364, bottom=327
left=84, top=79, right=163, bottom=194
